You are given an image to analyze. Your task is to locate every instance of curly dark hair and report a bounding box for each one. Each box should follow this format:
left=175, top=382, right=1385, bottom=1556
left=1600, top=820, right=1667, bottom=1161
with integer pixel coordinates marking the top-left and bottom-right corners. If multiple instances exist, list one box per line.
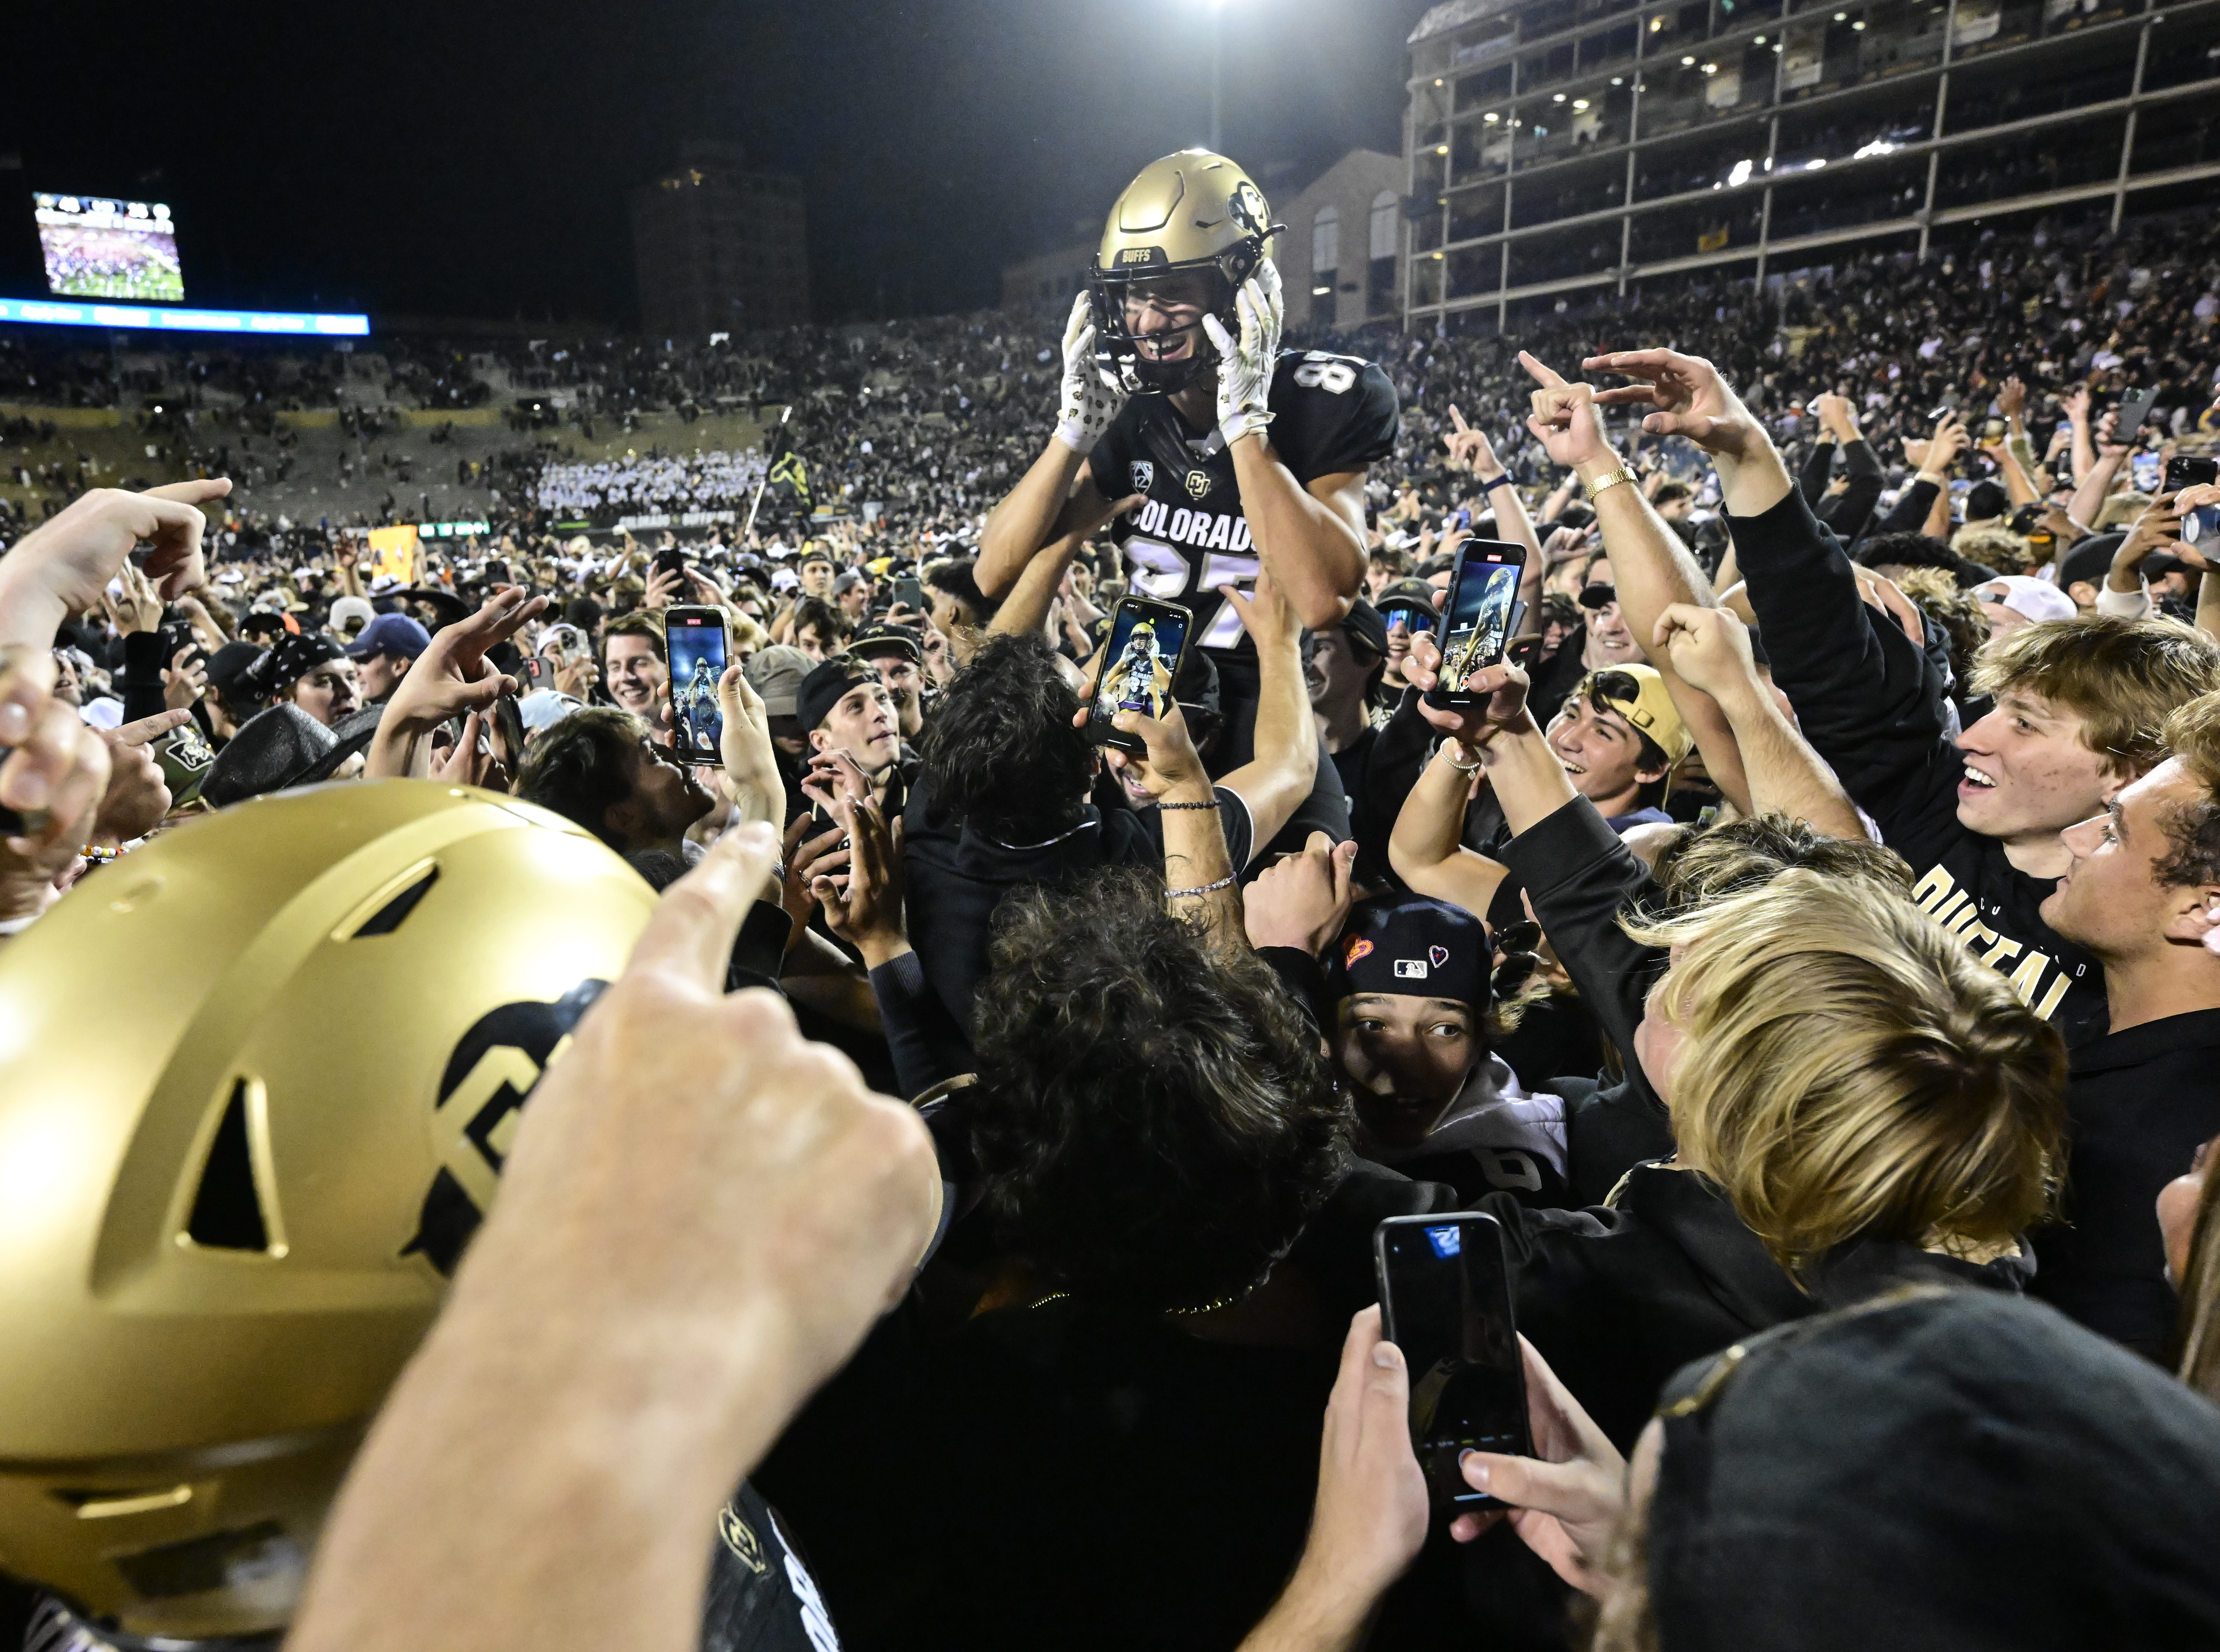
left=790, top=596, right=852, bottom=649
left=516, top=707, right=644, bottom=849
left=922, top=555, right=1003, bottom=624
left=921, top=632, right=1094, bottom=841
left=970, top=871, right=1346, bottom=1311
left=1648, top=811, right=1912, bottom=912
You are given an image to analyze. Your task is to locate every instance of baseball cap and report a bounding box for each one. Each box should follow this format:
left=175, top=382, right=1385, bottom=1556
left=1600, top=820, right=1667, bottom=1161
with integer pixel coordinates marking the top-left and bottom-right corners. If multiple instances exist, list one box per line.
left=796, top=658, right=879, bottom=735
left=1977, top=576, right=2077, bottom=624
left=850, top=623, right=924, bottom=666
left=743, top=645, right=813, bottom=719
left=2055, top=533, right=2123, bottom=595
left=1577, top=663, right=1693, bottom=764
left=329, top=596, right=376, bottom=637
left=517, top=690, right=584, bottom=733
left=832, top=569, right=867, bottom=595
left=1326, top=895, right=1491, bottom=1012
left=1336, top=598, right=1390, bottom=660
left=345, top=613, right=431, bottom=662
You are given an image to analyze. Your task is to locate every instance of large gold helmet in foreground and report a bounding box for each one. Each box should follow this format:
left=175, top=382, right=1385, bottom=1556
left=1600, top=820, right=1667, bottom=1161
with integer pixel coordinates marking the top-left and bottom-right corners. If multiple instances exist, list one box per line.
left=1089, top=148, right=1283, bottom=396
left=0, top=781, right=656, bottom=1643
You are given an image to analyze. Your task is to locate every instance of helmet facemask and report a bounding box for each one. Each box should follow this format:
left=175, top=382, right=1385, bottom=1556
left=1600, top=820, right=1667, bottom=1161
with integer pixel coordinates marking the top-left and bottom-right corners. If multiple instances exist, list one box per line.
left=1090, top=235, right=1270, bottom=397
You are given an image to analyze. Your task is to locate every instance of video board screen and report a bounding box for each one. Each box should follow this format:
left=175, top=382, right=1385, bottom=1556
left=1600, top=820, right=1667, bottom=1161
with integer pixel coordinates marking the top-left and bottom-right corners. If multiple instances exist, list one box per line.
left=34, top=193, right=185, bottom=303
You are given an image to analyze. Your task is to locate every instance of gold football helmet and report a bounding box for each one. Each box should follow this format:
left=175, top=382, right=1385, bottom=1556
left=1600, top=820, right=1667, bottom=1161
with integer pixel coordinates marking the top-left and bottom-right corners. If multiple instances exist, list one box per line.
left=0, top=781, right=657, bottom=1644
left=1090, top=149, right=1284, bottom=395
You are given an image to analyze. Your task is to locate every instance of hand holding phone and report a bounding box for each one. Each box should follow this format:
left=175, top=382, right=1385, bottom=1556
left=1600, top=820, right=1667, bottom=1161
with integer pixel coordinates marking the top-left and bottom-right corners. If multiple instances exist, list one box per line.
left=1375, top=1214, right=1533, bottom=1515
left=1426, top=540, right=1529, bottom=710
left=664, top=606, right=730, bottom=764
left=1085, top=596, right=1193, bottom=756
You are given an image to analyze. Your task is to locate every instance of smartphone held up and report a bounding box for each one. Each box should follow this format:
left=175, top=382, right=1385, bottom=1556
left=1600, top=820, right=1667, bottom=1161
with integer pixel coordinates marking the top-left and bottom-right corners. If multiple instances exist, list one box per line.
left=1425, top=539, right=1527, bottom=711
left=664, top=605, right=730, bottom=764
left=1086, top=596, right=1193, bottom=756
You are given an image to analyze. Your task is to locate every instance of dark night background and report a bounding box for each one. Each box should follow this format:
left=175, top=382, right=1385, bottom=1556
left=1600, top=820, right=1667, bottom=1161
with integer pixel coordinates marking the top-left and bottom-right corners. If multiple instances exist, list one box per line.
left=2, top=0, right=1435, bottom=327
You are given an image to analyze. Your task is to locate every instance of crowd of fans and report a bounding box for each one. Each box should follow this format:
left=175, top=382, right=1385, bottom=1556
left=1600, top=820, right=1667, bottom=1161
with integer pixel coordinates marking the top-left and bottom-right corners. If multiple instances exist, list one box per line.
left=4, top=194, right=2220, bottom=1652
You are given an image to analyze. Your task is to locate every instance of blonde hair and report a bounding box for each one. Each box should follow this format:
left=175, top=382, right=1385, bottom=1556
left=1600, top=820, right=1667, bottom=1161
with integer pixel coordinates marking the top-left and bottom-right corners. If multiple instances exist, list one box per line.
left=1623, top=871, right=2066, bottom=1279
left=1950, top=523, right=2036, bottom=576
left=1969, top=614, right=2220, bottom=777
left=2096, top=491, right=2153, bottom=531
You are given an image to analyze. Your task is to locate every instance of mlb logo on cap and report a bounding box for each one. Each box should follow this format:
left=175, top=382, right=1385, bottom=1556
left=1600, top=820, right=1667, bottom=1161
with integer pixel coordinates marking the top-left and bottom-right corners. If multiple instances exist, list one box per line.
left=1393, top=959, right=1428, bottom=980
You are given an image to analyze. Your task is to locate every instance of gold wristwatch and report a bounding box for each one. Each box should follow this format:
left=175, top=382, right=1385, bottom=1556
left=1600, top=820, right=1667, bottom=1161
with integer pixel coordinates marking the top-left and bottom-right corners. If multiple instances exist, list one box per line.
left=1582, top=466, right=1636, bottom=501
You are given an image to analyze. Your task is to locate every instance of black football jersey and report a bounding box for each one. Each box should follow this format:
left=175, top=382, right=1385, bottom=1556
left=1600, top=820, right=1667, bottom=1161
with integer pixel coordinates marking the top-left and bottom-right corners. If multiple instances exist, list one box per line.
left=1088, top=349, right=1398, bottom=656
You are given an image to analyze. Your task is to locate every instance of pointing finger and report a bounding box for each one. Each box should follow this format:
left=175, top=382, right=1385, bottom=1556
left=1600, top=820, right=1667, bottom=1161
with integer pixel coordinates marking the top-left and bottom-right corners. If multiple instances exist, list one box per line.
left=1517, top=350, right=1566, bottom=389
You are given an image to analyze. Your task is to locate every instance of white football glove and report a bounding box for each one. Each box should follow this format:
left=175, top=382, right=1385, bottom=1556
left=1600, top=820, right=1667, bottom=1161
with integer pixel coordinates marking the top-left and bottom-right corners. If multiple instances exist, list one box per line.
left=1053, top=291, right=1127, bottom=454
left=1201, top=259, right=1283, bottom=446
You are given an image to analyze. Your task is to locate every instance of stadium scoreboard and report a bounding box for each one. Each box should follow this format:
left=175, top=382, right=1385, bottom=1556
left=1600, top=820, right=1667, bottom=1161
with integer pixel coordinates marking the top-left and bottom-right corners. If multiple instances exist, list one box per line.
left=34, top=192, right=185, bottom=303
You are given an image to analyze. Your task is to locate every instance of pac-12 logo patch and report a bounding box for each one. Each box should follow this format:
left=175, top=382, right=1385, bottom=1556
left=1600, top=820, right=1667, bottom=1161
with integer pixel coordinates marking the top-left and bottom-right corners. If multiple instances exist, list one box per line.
left=404, top=981, right=608, bottom=1276
left=1131, top=461, right=1154, bottom=493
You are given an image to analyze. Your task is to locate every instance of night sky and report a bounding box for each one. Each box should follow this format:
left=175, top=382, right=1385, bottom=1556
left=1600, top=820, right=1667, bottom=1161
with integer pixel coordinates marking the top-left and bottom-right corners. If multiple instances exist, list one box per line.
left=5, top=0, right=1434, bottom=328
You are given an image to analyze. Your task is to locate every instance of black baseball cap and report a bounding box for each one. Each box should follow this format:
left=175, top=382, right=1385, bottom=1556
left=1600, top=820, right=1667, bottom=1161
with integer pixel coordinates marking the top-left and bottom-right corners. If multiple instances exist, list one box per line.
left=1327, top=895, right=1491, bottom=1012
left=1335, top=598, right=1389, bottom=661
left=796, top=657, right=879, bottom=734
left=850, top=623, right=924, bottom=667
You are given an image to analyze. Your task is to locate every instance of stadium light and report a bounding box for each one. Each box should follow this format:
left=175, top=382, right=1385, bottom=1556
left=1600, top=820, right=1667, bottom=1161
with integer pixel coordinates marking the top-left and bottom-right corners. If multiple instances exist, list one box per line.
left=1680, top=54, right=1696, bottom=64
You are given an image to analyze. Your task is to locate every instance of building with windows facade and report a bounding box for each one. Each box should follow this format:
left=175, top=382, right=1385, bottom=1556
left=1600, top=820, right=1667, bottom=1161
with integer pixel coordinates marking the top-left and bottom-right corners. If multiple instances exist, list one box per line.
left=632, top=142, right=812, bottom=337
left=1402, top=0, right=2220, bottom=332
left=1277, top=149, right=1408, bottom=332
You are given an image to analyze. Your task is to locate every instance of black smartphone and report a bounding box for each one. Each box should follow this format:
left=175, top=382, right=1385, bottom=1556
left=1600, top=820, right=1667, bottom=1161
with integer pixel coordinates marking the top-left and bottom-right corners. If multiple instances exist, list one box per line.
left=1086, top=595, right=1193, bottom=756
left=2166, top=455, right=2219, bottom=494
left=1375, top=1213, right=1532, bottom=1515
left=2115, top=387, right=2160, bottom=436
left=1425, top=539, right=1528, bottom=711
left=892, top=575, right=924, bottom=612
left=653, top=542, right=688, bottom=583
left=664, top=605, right=730, bottom=764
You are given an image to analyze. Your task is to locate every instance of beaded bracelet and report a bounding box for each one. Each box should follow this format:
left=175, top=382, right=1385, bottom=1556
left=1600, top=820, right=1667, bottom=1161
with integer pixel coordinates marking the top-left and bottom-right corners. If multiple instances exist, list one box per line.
left=1156, top=798, right=1219, bottom=811
left=1166, top=872, right=1238, bottom=899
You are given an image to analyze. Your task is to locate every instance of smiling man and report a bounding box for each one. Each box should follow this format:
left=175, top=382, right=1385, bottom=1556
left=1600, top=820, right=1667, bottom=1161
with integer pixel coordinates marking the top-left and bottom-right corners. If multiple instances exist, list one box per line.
left=600, top=610, right=668, bottom=729
left=2033, top=689, right=2220, bottom=1359
left=1546, top=664, right=1689, bottom=832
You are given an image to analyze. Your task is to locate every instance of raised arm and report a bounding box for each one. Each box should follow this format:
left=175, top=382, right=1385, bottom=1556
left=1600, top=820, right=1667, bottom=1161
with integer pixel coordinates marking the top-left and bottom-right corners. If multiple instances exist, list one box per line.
left=2069, top=408, right=2129, bottom=534
left=1520, top=351, right=1751, bottom=813
left=978, top=294, right=1129, bottom=599
left=1386, top=733, right=1509, bottom=919
left=1209, top=266, right=1367, bottom=629
left=1651, top=603, right=1865, bottom=840
left=1211, top=570, right=1323, bottom=858
left=1443, top=403, right=1544, bottom=634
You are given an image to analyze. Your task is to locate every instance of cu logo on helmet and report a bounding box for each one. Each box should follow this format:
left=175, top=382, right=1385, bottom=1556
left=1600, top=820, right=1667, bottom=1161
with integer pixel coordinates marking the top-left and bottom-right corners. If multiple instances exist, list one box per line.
left=403, top=982, right=608, bottom=1276
left=1229, top=182, right=1268, bottom=238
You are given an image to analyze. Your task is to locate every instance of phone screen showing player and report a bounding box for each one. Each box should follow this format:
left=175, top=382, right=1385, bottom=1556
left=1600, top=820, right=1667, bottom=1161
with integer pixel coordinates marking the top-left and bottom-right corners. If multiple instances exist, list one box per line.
left=1375, top=1214, right=1532, bottom=1512
left=664, top=606, right=729, bottom=764
left=1429, top=540, right=1526, bottom=707
left=1087, top=597, right=1193, bottom=755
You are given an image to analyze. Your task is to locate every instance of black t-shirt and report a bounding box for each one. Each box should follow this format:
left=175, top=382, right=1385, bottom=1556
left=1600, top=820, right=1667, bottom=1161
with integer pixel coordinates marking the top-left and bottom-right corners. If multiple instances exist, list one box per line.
left=1088, top=350, right=1398, bottom=668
